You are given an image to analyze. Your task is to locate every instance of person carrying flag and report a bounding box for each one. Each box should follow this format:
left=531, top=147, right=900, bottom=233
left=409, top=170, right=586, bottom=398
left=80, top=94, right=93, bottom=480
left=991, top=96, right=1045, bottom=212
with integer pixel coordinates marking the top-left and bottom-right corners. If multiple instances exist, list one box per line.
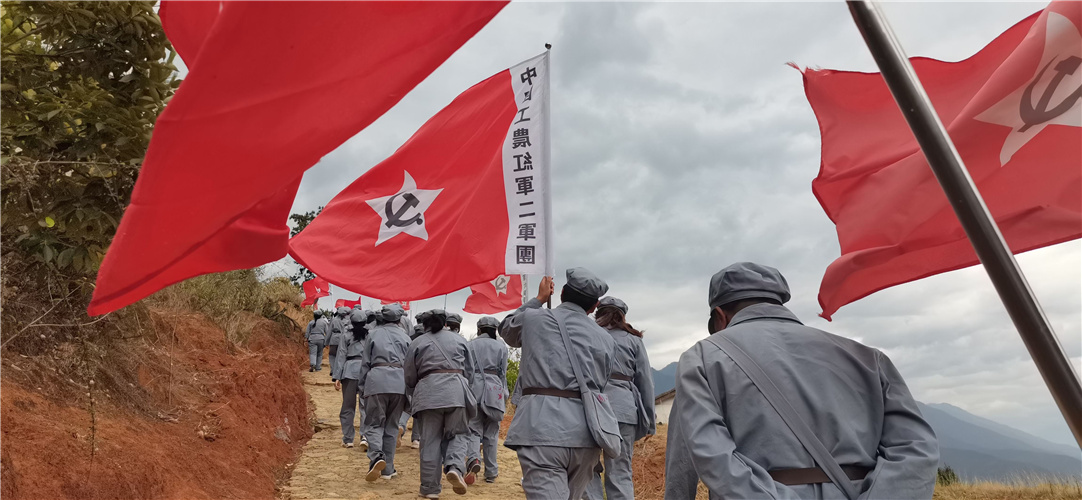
left=405, top=309, right=477, bottom=497
left=464, top=316, right=509, bottom=484
left=583, top=296, right=655, bottom=500
left=664, top=262, right=939, bottom=499
left=357, top=305, right=412, bottom=482
left=499, top=268, right=615, bottom=500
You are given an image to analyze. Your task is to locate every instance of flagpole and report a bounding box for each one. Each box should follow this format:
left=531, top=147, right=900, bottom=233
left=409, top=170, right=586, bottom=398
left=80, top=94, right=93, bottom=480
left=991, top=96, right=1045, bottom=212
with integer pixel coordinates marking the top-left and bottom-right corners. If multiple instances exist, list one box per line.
left=847, top=0, right=1082, bottom=447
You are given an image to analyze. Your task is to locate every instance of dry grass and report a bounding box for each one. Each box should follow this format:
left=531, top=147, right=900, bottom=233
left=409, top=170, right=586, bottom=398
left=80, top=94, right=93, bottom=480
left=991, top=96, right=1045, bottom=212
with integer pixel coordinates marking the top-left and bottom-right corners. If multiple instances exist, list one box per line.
left=934, top=480, right=1082, bottom=500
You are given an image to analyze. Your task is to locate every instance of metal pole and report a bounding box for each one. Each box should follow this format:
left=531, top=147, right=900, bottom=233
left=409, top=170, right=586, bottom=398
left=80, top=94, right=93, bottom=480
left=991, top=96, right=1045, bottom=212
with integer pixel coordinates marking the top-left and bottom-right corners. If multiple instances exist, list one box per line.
left=847, top=0, right=1082, bottom=447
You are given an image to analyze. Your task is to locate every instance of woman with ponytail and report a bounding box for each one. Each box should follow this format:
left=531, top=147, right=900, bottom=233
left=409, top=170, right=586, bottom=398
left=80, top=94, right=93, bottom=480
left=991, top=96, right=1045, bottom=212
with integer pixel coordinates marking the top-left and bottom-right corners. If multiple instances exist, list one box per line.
left=333, top=309, right=374, bottom=450
left=583, top=296, right=655, bottom=500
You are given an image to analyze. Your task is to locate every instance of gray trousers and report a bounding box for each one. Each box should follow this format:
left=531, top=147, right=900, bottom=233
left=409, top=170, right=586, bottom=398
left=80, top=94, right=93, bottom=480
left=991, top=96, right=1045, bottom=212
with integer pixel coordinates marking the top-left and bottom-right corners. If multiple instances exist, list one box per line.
left=417, top=408, right=468, bottom=496
left=467, top=411, right=502, bottom=479
left=339, top=378, right=364, bottom=444
left=327, top=344, right=339, bottom=375
left=583, top=423, right=636, bottom=500
left=308, top=340, right=324, bottom=370
left=364, top=393, right=405, bottom=473
left=412, top=415, right=422, bottom=443
left=517, top=445, right=602, bottom=500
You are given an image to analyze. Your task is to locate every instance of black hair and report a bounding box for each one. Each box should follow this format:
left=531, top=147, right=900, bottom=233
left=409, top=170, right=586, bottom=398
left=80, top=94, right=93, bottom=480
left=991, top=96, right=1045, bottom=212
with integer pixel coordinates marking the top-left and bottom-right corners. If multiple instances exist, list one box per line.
left=478, top=326, right=498, bottom=338
left=719, top=297, right=782, bottom=317
left=351, top=321, right=368, bottom=341
left=560, top=285, right=599, bottom=312
left=423, top=314, right=446, bottom=333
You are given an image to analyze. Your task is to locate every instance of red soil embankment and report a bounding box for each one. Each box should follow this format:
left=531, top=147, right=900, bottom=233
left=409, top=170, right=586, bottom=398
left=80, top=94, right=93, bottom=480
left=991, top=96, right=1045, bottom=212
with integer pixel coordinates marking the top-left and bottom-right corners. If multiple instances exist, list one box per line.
left=1, top=307, right=312, bottom=499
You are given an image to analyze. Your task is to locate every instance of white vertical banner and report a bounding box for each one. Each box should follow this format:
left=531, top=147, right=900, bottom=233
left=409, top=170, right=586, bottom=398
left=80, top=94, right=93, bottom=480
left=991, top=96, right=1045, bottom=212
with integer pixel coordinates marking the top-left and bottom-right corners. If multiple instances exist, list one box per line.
left=503, top=51, right=553, bottom=276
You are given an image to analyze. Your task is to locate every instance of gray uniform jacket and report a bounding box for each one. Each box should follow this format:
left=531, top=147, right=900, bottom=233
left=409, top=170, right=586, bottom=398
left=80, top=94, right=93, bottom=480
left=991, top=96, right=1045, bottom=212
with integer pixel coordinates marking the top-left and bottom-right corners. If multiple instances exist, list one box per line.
left=666, top=303, right=938, bottom=499
left=358, top=324, right=410, bottom=397
left=468, top=335, right=509, bottom=414
left=404, top=329, right=476, bottom=413
left=329, top=313, right=348, bottom=346
left=306, top=317, right=330, bottom=343
left=604, top=326, right=655, bottom=439
left=499, top=298, right=615, bottom=449
left=332, top=335, right=365, bottom=381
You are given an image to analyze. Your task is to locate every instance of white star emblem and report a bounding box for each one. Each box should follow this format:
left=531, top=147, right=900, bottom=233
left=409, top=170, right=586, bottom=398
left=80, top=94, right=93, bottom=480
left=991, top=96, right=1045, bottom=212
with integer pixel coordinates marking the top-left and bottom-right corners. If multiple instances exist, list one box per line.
left=366, top=171, right=442, bottom=246
left=974, top=11, right=1082, bottom=166
left=491, top=275, right=510, bottom=295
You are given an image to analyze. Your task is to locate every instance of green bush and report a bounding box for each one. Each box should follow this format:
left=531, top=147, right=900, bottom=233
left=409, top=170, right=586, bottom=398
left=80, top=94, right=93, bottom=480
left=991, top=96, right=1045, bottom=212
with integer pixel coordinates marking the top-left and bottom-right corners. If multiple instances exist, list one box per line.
left=937, top=466, right=959, bottom=486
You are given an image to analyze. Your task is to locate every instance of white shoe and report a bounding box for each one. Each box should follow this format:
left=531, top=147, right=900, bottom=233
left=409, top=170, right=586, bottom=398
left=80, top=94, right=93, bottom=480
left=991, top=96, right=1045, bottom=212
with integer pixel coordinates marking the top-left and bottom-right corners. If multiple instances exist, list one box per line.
left=359, top=439, right=368, bottom=452
left=381, top=471, right=399, bottom=480
left=343, top=441, right=354, bottom=448
left=411, top=440, right=420, bottom=449
left=446, top=470, right=467, bottom=495
left=419, top=494, right=439, bottom=499
left=366, top=459, right=386, bottom=482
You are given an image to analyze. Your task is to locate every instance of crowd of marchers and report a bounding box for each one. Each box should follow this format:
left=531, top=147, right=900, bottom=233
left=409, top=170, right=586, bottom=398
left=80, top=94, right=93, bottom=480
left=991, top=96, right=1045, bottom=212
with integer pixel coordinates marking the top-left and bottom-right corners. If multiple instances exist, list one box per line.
left=303, top=262, right=941, bottom=500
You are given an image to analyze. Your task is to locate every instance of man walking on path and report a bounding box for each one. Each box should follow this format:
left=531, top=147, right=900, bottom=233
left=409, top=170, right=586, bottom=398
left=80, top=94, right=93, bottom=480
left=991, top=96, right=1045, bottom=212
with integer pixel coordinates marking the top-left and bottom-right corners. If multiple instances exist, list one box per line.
left=304, top=310, right=330, bottom=372
left=664, top=262, right=939, bottom=499
left=499, top=268, right=615, bottom=500
left=405, top=309, right=477, bottom=498
left=358, top=305, right=412, bottom=481
left=465, top=316, right=509, bottom=484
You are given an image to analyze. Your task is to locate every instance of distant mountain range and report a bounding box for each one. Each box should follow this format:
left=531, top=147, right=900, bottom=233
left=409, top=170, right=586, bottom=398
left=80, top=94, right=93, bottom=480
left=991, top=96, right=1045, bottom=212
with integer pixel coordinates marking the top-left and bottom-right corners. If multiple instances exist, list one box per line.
left=650, top=364, right=1081, bottom=481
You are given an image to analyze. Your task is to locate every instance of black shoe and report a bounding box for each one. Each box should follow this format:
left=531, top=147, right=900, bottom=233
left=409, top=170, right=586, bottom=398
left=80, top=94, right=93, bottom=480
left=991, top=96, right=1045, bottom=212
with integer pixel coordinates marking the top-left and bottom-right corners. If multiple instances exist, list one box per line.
left=465, top=458, right=481, bottom=485
left=367, top=457, right=386, bottom=482
left=308, top=368, right=314, bottom=372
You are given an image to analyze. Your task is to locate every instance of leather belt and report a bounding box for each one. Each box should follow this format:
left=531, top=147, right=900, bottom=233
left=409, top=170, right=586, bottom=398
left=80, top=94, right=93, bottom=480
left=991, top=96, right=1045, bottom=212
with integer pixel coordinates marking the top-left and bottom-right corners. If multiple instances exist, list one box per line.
left=420, top=369, right=463, bottom=380
left=372, top=362, right=401, bottom=368
left=346, top=355, right=362, bottom=360
left=768, top=465, right=871, bottom=486
left=484, top=369, right=501, bottom=376
left=610, top=373, right=633, bottom=382
left=522, top=387, right=580, bottom=399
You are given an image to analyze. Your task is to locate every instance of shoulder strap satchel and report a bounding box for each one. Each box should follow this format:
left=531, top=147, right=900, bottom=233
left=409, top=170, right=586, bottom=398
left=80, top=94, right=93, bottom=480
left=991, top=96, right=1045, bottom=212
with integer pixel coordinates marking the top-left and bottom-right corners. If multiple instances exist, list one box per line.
left=551, top=309, right=623, bottom=457
left=705, top=334, right=860, bottom=500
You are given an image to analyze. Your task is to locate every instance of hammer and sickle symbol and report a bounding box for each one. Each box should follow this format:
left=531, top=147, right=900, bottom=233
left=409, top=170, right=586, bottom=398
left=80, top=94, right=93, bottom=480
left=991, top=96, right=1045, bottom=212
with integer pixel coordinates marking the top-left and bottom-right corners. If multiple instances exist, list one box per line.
left=384, top=192, right=424, bottom=228
left=1019, top=55, right=1082, bottom=132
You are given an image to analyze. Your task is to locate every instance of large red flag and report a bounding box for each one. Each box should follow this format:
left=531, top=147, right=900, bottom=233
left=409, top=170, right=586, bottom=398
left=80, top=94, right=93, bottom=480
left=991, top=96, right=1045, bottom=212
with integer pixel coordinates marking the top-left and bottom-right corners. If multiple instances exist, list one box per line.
left=289, top=52, right=554, bottom=301
left=301, top=277, right=330, bottom=308
left=804, top=2, right=1081, bottom=320
left=464, top=274, right=524, bottom=314
left=87, top=1, right=507, bottom=316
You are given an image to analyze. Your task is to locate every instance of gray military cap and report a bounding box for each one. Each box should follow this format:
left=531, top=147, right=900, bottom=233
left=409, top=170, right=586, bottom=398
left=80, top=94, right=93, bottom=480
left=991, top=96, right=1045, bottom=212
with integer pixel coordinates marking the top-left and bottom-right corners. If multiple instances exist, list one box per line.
left=352, top=304, right=364, bottom=310
left=565, top=267, right=608, bottom=300
left=313, top=310, right=323, bottom=318
left=427, top=309, right=448, bottom=322
left=413, top=324, right=424, bottom=336
left=477, top=316, right=499, bottom=329
left=708, top=262, right=791, bottom=308
left=447, top=313, right=463, bottom=325
left=350, top=309, right=371, bottom=324
left=387, top=303, right=406, bottom=316
left=597, top=296, right=628, bottom=315
left=337, top=307, right=350, bottom=315
left=381, top=304, right=403, bottom=322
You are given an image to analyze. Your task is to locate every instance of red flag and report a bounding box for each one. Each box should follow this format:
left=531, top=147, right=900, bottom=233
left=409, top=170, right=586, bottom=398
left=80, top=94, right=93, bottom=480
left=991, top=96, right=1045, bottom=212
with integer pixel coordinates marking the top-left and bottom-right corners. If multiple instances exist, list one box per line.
left=804, top=2, right=1081, bottom=320
left=380, top=300, right=411, bottom=311
left=335, top=299, right=346, bottom=309
left=464, top=275, right=524, bottom=314
left=87, top=1, right=507, bottom=316
left=341, top=298, right=361, bottom=309
left=289, top=52, right=554, bottom=301
left=301, top=277, right=330, bottom=308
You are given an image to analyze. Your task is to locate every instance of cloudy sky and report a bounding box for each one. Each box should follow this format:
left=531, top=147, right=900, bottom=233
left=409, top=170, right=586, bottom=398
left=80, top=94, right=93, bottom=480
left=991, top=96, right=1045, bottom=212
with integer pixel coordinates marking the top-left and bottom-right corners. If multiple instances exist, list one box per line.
left=259, top=1, right=1080, bottom=446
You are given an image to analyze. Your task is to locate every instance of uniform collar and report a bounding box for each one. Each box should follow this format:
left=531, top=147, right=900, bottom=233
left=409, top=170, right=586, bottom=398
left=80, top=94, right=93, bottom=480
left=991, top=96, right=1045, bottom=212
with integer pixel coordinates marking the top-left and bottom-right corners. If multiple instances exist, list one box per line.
left=727, top=303, right=803, bottom=327
left=556, top=302, right=588, bottom=315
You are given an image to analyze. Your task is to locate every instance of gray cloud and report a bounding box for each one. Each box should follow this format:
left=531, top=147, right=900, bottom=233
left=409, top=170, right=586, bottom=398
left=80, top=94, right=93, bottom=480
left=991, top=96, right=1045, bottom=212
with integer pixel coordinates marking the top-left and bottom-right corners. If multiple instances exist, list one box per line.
left=274, top=2, right=1079, bottom=446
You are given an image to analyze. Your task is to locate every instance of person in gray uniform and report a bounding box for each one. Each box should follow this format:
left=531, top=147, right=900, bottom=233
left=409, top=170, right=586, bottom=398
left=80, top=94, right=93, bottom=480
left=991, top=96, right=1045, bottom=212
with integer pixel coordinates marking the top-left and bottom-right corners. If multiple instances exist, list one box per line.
left=333, top=309, right=373, bottom=449
left=446, top=313, right=463, bottom=333
left=465, top=316, right=508, bottom=484
left=304, top=310, right=329, bottom=372
left=499, top=268, right=615, bottom=500
left=406, top=312, right=433, bottom=450
left=404, top=309, right=477, bottom=498
left=583, top=296, right=654, bottom=500
left=664, top=262, right=939, bottom=499
left=358, top=305, right=412, bottom=481
left=328, top=307, right=350, bottom=377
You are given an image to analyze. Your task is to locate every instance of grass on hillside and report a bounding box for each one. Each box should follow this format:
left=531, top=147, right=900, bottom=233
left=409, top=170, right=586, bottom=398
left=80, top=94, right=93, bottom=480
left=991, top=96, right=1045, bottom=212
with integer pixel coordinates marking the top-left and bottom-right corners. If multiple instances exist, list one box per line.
left=934, top=480, right=1082, bottom=500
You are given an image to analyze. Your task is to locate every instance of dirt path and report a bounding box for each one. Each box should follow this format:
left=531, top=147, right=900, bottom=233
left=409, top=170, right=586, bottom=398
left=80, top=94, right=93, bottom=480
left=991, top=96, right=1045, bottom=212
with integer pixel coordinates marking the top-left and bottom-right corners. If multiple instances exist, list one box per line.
left=282, top=360, right=525, bottom=500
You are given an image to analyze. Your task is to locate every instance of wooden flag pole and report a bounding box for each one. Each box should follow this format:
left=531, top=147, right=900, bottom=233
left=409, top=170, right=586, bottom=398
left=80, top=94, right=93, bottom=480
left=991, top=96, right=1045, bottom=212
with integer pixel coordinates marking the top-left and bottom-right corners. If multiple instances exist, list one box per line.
left=847, top=0, right=1082, bottom=446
